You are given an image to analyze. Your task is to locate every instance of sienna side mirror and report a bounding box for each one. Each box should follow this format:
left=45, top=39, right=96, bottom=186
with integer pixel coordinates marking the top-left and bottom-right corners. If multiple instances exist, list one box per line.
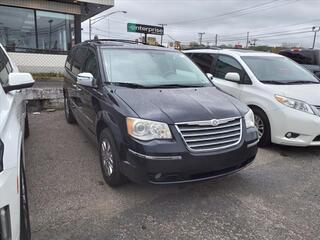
left=4, top=73, right=34, bottom=93
left=77, top=72, right=96, bottom=87
left=225, top=72, right=240, bottom=82
left=206, top=73, right=214, bottom=80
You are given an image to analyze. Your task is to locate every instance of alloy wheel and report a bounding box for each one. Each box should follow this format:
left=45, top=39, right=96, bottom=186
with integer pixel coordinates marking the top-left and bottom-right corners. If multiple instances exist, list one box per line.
left=101, top=139, right=114, bottom=176
left=254, top=114, right=264, bottom=139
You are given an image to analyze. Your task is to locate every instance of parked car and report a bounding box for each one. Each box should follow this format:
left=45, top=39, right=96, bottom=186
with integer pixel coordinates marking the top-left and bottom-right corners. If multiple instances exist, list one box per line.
left=0, top=44, right=34, bottom=239
left=63, top=40, right=258, bottom=187
left=184, top=48, right=320, bottom=147
left=279, top=48, right=320, bottom=78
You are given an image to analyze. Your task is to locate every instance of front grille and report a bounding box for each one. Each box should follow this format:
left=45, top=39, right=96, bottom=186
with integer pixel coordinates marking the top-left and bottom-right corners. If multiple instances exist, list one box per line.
left=176, top=117, right=242, bottom=152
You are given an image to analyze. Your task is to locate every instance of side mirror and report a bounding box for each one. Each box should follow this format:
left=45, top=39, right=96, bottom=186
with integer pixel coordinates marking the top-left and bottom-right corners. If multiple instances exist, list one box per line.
left=77, top=73, right=95, bottom=87
left=206, top=73, right=214, bottom=80
left=225, top=72, right=240, bottom=82
left=4, top=73, right=34, bottom=93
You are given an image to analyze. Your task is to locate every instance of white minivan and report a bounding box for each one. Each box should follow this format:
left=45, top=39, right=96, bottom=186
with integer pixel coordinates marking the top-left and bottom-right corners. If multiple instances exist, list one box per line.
left=0, top=44, right=34, bottom=239
left=185, top=49, right=320, bottom=147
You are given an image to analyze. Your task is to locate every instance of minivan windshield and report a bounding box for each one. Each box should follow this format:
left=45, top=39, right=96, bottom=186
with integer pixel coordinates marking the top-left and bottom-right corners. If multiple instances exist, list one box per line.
left=242, top=56, right=320, bottom=84
left=101, top=49, right=212, bottom=88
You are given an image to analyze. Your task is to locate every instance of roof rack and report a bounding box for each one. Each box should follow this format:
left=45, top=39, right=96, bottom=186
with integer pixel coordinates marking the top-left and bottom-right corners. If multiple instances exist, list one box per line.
left=84, top=39, right=166, bottom=48
left=85, top=39, right=141, bottom=44
left=183, top=46, right=221, bottom=50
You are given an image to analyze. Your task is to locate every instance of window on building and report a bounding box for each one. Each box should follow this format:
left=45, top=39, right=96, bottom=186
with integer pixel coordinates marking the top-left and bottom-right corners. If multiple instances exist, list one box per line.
left=36, top=11, right=75, bottom=52
left=0, top=5, right=75, bottom=54
left=0, top=6, right=36, bottom=51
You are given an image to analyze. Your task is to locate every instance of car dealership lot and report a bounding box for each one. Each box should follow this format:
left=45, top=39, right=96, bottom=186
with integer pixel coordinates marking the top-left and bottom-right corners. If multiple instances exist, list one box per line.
left=25, top=111, right=320, bottom=240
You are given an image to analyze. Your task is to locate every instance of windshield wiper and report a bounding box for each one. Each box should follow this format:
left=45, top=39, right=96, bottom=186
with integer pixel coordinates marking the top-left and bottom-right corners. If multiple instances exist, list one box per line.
left=110, top=82, right=150, bottom=88
left=285, top=80, right=319, bottom=84
left=261, top=80, right=286, bottom=85
left=150, top=84, right=206, bottom=88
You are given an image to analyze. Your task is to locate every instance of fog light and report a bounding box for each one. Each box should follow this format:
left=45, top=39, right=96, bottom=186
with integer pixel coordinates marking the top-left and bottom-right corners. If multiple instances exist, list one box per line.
left=154, top=173, right=162, bottom=180
left=0, top=206, right=12, bottom=240
left=285, top=132, right=299, bottom=138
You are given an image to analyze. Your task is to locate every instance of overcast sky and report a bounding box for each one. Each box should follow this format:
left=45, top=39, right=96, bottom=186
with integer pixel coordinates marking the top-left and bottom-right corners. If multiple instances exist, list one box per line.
left=82, top=0, right=320, bottom=48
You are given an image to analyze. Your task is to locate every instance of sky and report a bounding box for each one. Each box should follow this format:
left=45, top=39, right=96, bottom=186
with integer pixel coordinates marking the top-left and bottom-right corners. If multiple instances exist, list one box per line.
left=82, top=0, right=320, bottom=48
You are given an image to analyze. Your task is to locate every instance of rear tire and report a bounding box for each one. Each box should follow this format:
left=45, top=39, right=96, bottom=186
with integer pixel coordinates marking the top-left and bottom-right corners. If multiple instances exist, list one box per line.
left=64, top=94, right=76, bottom=124
left=98, top=128, right=125, bottom=187
left=20, top=163, right=31, bottom=240
left=252, top=107, right=271, bottom=147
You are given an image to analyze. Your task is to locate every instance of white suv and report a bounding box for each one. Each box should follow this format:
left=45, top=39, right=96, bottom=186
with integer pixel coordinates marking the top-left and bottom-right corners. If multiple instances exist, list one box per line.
left=185, top=48, right=320, bottom=147
left=0, top=44, right=34, bottom=240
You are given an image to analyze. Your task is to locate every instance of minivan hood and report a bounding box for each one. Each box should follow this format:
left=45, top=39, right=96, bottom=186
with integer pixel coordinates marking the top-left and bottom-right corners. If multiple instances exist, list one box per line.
left=115, top=87, right=245, bottom=123
left=266, top=84, right=320, bottom=105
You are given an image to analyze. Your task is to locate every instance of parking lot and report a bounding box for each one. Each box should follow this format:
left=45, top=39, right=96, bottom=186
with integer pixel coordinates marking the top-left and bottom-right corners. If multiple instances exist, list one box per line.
left=25, top=111, right=320, bottom=240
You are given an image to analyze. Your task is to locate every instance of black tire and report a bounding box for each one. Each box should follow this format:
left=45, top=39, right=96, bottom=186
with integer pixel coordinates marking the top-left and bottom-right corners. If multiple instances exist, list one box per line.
left=20, top=163, right=31, bottom=240
left=98, top=128, right=125, bottom=187
left=252, top=107, right=271, bottom=147
left=24, top=113, right=30, bottom=139
left=64, top=94, right=76, bottom=124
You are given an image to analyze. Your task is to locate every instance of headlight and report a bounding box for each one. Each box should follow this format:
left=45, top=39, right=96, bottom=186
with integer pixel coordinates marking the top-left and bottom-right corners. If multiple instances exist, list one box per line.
left=244, top=109, right=255, bottom=129
left=126, top=117, right=172, bottom=141
left=275, top=95, right=315, bottom=115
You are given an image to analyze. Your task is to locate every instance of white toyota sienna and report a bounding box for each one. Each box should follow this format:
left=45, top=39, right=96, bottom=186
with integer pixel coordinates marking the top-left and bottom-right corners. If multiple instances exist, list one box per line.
left=185, top=48, right=320, bottom=147
left=0, top=44, right=34, bottom=240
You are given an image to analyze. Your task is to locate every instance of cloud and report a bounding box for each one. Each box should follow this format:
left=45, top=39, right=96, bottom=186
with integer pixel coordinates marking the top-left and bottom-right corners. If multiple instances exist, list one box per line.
left=83, top=0, right=320, bottom=48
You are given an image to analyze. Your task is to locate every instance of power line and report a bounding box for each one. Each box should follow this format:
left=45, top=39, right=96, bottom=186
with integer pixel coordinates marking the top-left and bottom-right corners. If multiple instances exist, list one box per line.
left=167, top=0, right=282, bottom=25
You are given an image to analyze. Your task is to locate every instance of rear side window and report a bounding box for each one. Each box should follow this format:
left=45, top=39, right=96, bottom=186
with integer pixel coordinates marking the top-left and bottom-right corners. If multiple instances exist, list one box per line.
left=191, top=53, right=216, bottom=73
left=0, top=49, right=11, bottom=86
left=214, top=55, right=243, bottom=80
left=72, top=47, right=88, bottom=75
left=280, top=51, right=318, bottom=65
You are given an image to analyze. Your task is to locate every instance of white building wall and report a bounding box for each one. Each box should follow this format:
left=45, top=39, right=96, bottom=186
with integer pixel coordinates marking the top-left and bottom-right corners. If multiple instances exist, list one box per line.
left=8, top=52, right=66, bottom=73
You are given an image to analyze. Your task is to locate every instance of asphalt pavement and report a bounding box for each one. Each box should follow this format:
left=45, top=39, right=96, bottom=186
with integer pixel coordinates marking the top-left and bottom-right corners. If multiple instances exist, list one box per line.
left=25, top=111, right=320, bottom=240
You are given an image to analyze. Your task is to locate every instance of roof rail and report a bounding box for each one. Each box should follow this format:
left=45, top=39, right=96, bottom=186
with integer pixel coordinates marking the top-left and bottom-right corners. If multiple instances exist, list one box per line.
left=84, top=38, right=166, bottom=48
left=183, top=46, right=221, bottom=50
left=85, top=39, right=141, bottom=44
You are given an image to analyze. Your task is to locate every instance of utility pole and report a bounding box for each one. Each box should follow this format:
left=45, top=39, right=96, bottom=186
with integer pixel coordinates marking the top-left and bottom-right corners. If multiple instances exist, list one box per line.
left=198, top=32, right=205, bottom=45
left=158, top=23, right=167, bottom=45
left=246, top=32, right=249, bottom=48
left=312, top=26, right=320, bottom=49
left=215, top=34, right=218, bottom=46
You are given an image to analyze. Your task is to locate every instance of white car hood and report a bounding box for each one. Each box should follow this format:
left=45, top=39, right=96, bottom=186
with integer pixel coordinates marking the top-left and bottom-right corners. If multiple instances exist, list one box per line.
left=266, top=84, right=320, bottom=106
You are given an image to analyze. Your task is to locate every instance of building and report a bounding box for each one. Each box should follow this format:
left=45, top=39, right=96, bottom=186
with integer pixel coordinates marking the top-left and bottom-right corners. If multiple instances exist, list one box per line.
left=0, top=0, right=114, bottom=73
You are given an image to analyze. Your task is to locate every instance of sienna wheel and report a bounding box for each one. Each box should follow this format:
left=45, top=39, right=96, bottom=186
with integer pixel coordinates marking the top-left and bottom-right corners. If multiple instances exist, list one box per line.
left=252, top=107, right=271, bottom=147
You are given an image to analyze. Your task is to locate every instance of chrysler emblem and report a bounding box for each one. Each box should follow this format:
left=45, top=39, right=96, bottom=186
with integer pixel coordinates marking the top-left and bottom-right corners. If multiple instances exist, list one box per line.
left=211, top=119, right=220, bottom=126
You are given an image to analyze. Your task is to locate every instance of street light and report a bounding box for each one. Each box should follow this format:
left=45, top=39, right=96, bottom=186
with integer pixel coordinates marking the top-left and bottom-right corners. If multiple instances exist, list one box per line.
left=89, top=10, right=127, bottom=40
left=312, top=26, right=320, bottom=49
left=158, top=23, right=167, bottom=45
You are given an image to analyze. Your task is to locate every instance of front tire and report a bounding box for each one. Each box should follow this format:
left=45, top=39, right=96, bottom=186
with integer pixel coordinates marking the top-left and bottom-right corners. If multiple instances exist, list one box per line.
left=98, top=128, right=125, bottom=187
left=64, top=94, right=76, bottom=124
left=252, top=107, right=271, bottom=147
left=20, top=163, right=31, bottom=240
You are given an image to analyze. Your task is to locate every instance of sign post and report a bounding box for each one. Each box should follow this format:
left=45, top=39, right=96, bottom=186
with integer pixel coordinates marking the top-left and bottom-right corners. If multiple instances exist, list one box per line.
left=127, top=23, right=164, bottom=44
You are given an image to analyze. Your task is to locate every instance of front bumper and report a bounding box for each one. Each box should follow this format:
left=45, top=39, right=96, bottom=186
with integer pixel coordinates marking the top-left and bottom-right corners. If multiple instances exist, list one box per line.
left=120, top=128, right=258, bottom=184
left=270, top=106, right=320, bottom=146
left=0, top=168, right=20, bottom=240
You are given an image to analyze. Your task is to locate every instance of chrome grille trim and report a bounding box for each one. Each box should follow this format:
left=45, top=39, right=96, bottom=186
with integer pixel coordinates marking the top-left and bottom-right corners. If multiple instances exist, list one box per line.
left=176, top=117, right=242, bottom=152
